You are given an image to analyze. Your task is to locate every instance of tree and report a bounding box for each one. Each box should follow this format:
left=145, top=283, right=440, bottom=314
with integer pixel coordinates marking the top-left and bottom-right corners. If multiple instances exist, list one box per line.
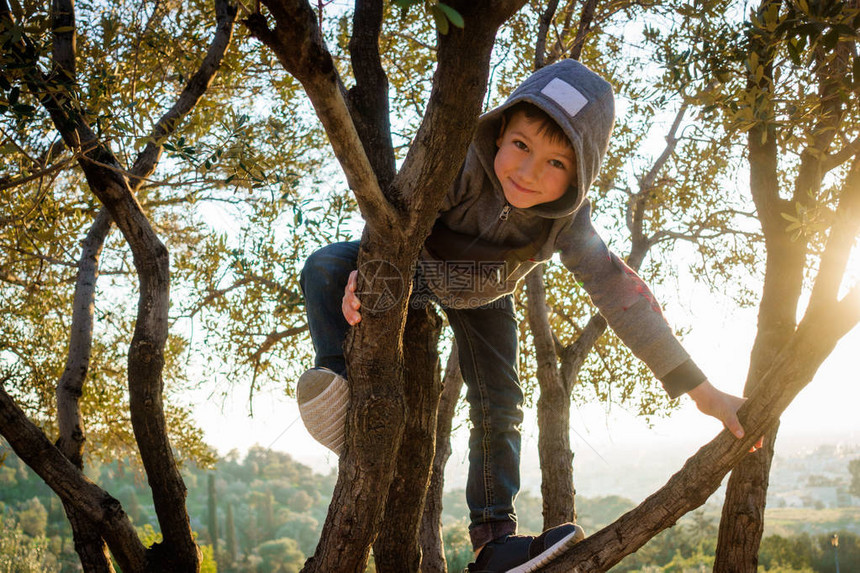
left=0, top=0, right=238, bottom=569
left=248, top=0, right=859, bottom=570
left=244, top=1, right=526, bottom=570
left=207, top=473, right=219, bottom=554
left=17, top=497, right=48, bottom=538
left=850, top=458, right=860, bottom=497
left=658, top=1, right=860, bottom=569
left=226, top=502, right=238, bottom=565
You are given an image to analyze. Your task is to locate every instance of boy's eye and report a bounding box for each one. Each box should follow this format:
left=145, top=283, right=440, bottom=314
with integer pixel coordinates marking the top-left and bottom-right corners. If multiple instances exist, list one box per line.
left=513, top=140, right=528, bottom=151
left=549, top=159, right=567, bottom=169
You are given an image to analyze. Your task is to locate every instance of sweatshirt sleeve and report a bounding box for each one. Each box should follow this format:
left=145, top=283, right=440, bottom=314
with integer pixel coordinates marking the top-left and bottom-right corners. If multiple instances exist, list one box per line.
left=557, top=202, right=706, bottom=398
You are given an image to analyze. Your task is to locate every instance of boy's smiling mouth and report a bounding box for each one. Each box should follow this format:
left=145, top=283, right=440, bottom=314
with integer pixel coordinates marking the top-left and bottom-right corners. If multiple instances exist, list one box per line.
left=508, top=177, right=538, bottom=194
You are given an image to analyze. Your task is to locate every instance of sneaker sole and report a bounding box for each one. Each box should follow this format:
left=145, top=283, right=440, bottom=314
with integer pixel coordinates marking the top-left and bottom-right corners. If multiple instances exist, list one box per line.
left=505, top=526, right=585, bottom=573
left=297, top=370, right=349, bottom=455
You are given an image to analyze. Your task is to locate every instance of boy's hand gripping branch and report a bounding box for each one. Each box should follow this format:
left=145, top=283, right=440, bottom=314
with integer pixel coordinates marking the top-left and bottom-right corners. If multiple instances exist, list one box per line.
left=687, top=380, right=764, bottom=452
left=343, top=270, right=363, bottom=326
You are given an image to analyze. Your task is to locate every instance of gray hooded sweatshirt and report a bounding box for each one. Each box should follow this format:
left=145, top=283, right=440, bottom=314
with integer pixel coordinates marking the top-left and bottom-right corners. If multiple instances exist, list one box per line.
left=419, top=59, right=705, bottom=398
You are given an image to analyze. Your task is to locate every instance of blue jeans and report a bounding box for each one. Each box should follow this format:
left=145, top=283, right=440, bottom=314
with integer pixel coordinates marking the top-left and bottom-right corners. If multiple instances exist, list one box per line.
left=300, top=241, right=524, bottom=549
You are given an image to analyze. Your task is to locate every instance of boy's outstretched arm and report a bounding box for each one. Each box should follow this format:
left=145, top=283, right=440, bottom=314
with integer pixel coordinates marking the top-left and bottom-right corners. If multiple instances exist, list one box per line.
left=343, top=269, right=362, bottom=325
left=687, top=381, right=763, bottom=450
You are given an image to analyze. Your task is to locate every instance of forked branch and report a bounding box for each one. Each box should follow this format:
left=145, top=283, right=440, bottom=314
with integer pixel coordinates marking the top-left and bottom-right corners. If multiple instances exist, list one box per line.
left=244, top=0, right=398, bottom=234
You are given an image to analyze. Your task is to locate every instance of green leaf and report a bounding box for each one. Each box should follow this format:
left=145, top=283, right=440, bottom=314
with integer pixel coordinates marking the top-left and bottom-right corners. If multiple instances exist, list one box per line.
left=430, top=6, right=449, bottom=35
left=436, top=3, right=465, bottom=29
left=786, top=40, right=801, bottom=66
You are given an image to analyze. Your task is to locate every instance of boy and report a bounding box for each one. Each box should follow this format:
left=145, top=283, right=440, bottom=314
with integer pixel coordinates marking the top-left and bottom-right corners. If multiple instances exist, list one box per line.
left=298, top=60, right=748, bottom=572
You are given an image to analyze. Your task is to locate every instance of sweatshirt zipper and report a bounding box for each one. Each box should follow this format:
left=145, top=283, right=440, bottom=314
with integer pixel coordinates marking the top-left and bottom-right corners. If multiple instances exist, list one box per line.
left=499, top=203, right=512, bottom=221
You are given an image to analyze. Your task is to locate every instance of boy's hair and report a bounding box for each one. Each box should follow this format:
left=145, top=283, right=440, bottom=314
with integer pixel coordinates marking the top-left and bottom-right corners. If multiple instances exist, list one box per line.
left=501, top=102, right=572, bottom=148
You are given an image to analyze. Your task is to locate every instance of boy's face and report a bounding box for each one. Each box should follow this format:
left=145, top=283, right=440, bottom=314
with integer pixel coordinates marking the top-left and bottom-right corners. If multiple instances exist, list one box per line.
left=494, top=111, right=577, bottom=210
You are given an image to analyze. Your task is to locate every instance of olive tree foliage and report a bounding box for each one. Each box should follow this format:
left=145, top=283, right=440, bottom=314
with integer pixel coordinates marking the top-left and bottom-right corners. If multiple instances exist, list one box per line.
left=0, top=0, right=334, bottom=455
left=0, top=0, right=340, bottom=569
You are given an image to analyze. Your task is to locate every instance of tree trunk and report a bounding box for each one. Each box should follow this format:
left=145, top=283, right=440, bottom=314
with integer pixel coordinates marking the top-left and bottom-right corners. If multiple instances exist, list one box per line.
left=526, top=268, right=575, bottom=528
left=246, top=2, right=527, bottom=569
left=55, top=208, right=116, bottom=572
left=374, top=304, right=444, bottom=572
left=420, top=345, right=464, bottom=573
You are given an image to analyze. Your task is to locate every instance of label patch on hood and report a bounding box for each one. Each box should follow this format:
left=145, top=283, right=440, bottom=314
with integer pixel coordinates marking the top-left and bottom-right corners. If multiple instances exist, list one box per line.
left=541, top=78, right=588, bottom=118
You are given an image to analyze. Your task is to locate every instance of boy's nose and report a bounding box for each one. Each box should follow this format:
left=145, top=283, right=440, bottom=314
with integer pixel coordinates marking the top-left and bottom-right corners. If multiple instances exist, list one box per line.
left=518, top=157, right=540, bottom=182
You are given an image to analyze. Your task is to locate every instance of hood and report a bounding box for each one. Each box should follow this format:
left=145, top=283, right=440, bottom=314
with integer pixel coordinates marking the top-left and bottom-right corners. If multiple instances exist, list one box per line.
left=474, top=59, right=615, bottom=219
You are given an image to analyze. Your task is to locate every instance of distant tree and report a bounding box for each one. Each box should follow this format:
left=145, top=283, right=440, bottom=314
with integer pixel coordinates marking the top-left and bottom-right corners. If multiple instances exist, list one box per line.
left=0, top=514, right=54, bottom=573
left=759, top=534, right=815, bottom=572
left=849, top=458, right=860, bottom=497
left=17, top=498, right=48, bottom=538
left=255, top=538, right=304, bottom=573
left=226, top=503, right=238, bottom=565
left=208, top=473, right=219, bottom=554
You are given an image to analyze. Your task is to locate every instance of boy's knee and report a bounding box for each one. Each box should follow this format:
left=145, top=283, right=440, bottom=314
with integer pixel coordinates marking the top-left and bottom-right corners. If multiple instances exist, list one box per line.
left=300, top=243, right=358, bottom=295
left=300, top=249, right=326, bottom=292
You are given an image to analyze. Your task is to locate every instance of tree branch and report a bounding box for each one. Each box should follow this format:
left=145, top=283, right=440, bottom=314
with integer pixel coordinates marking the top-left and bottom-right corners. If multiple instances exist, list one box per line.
left=50, top=0, right=75, bottom=81
left=806, top=155, right=860, bottom=313
left=56, top=208, right=112, bottom=468
left=244, top=0, right=398, bottom=235
left=823, top=136, right=860, bottom=173
left=396, top=0, right=527, bottom=228
left=0, top=385, right=146, bottom=573
left=130, top=0, right=238, bottom=188
left=347, top=0, right=396, bottom=188
left=629, top=103, right=688, bottom=268
left=559, top=312, right=607, bottom=389
left=0, top=148, right=86, bottom=194
left=568, top=0, right=597, bottom=61
left=541, top=297, right=860, bottom=572
left=535, top=0, right=560, bottom=70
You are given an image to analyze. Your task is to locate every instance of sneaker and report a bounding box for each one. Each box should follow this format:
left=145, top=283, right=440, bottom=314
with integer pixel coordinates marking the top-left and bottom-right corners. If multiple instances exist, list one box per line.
left=506, top=523, right=586, bottom=573
left=296, top=367, right=349, bottom=455
left=467, top=534, right=533, bottom=573
left=466, top=523, right=586, bottom=573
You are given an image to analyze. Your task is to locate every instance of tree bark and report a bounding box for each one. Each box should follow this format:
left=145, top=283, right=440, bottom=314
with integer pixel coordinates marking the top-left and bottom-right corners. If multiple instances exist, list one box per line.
left=420, top=345, right=464, bottom=573
left=527, top=268, right=576, bottom=528
left=56, top=208, right=115, bottom=573
left=56, top=208, right=111, bottom=468
left=346, top=0, right=396, bottom=190
left=374, top=304, right=443, bottom=572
